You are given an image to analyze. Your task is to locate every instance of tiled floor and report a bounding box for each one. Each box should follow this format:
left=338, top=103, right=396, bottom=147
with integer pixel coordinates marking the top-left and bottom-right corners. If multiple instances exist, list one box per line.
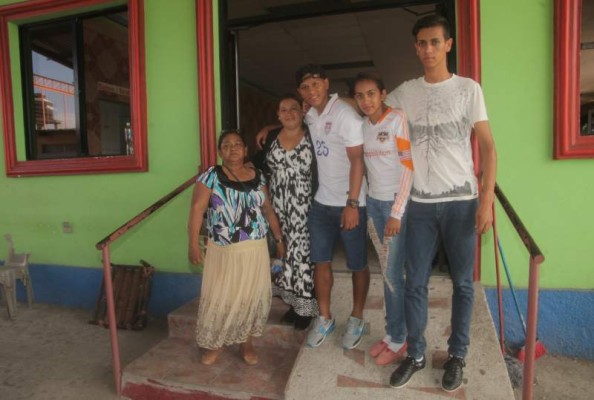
left=122, top=297, right=304, bottom=399
left=121, top=271, right=513, bottom=399
left=284, top=273, right=514, bottom=400
left=123, top=337, right=298, bottom=399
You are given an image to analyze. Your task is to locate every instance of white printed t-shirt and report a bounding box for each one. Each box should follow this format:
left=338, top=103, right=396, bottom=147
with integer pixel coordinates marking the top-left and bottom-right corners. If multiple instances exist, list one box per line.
left=385, top=74, right=488, bottom=203
left=363, top=107, right=413, bottom=219
left=305, top=93, right=366, bottom=207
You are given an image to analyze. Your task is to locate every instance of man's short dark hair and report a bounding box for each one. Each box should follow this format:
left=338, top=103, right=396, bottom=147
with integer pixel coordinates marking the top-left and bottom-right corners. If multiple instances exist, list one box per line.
left=295, top=64, right=327, bottom=87
left=412, top=14, right=451, bottom=40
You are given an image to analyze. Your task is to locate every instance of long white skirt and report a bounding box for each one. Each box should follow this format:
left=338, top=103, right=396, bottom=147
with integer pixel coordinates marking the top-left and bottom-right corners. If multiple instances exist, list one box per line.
left=195, top=238, right=271, bottom=349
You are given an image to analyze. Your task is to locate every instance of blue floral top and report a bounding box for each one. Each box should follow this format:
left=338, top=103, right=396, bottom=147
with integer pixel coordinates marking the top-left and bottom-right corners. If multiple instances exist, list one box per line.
left=198, top=166, right=269, bottom=245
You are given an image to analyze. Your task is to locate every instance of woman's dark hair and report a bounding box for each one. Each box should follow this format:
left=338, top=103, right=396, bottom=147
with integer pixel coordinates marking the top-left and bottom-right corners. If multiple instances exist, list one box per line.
left=277, top=93, right=302, bottom=109
left=352, top=72, right=386, bottom=95
left=412, top=14, right=451, bottom=40
left=218, top=129, right=245, bottom=149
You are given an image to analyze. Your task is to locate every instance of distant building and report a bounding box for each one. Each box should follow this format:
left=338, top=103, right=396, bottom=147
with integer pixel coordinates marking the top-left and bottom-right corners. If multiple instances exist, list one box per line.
left=34, top=92, right=61, bottom=130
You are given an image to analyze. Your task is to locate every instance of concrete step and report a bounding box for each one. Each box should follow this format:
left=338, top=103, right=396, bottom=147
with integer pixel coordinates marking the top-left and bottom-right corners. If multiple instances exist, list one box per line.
left=121, top=337, right=298, bottom=400
left=284, top=273, right=515, bottom=399
left=122, top=296, right=305, bottom=399
left=121, top=273, right=514, bottom=400
left=168, top=296, right=307, bottom=349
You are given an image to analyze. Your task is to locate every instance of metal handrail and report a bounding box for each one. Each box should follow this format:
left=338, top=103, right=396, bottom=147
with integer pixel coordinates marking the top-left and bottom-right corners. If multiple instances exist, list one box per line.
left=494, top=183, right=545, bottom=400
left=495, top=185, right=545, bottom=263
left=95, top=173, right=198, bottom=395
left=96, top=175, right=198, bottom=250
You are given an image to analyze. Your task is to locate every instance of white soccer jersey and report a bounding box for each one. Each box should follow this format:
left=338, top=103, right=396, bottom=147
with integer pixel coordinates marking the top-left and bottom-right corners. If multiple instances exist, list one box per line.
left=385, top=74, right=488, bottom=203
left=305, top=93, right=366, bottom=206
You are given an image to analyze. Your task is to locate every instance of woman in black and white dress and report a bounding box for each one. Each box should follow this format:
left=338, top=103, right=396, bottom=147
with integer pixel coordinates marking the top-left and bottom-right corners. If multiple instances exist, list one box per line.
left=253, top=94, right=319, bottom=329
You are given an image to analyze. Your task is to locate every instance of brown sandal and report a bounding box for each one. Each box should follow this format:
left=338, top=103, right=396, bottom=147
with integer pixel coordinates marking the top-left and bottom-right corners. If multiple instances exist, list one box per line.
left=239, top=342, right=258, bottom=365
left=201, top=348, right=222, bottom=365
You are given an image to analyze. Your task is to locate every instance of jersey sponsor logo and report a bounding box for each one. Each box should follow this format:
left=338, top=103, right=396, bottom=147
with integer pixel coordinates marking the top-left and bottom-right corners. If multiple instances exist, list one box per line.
left=376, top=131, right=389, bottom=143
left=324, top=122, right=332, bottom=134
left=364, top=149, right=395, bottom=157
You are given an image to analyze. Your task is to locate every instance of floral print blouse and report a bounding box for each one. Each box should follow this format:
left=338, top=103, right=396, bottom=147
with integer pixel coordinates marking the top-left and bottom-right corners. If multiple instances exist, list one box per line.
left=198, top=166, right=269, bottom=246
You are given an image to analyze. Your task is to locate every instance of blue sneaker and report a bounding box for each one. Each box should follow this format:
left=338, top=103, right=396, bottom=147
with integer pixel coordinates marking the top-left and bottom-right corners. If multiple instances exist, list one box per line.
left=342, top=316, right=365, bottom=349
left=306, top=316, right=336, bottom=347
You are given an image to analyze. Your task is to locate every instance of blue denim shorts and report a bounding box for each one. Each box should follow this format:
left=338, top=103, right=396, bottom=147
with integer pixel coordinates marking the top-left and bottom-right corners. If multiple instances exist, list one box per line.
left=308, top=200, right=367, bottom=271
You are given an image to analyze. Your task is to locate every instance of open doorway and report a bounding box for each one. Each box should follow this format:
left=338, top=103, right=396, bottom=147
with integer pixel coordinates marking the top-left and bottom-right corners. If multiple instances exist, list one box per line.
left=219, top=0, right=456, bottom=152
left=218, top=0, right=457, bottom=274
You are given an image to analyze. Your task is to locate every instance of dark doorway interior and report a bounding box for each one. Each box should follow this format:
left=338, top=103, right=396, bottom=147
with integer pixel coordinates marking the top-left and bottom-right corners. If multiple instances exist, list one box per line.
left=220, top=0, right=456, bottom=149
left=218, top=1, right=456, bottom=273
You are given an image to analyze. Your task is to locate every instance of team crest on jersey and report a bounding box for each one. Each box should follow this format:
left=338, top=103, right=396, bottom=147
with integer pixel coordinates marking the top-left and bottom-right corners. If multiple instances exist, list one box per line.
left=376, top=131, right=389, bottom=143
left=324, top=122, right=332, bottom=134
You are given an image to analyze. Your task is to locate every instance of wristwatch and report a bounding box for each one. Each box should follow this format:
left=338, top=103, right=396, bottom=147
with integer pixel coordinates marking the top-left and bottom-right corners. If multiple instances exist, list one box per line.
left=346, top=198, right=360, bottom=209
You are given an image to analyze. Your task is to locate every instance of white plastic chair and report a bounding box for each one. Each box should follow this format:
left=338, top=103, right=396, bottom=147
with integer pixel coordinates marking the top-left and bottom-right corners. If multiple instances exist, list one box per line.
left=0, top=268, right=16, bottom=319
left=1, top=234, right=33, bottom=318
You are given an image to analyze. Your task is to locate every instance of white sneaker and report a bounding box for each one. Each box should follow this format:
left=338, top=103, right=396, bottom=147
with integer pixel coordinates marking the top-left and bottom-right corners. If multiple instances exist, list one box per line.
left=342, top=316, right=366, bottom=349
left=306, top=316, right=336, bottom=347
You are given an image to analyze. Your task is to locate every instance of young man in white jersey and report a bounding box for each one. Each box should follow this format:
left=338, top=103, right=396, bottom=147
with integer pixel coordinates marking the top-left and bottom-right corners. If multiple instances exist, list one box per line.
left=385, top=15, right=497, bottom=392
left=294, top=64, right=370, bottom=350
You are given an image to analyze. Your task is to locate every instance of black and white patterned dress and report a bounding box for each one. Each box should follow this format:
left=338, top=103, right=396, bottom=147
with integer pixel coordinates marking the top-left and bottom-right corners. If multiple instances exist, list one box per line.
left=267, top=136, right=319, bottom=317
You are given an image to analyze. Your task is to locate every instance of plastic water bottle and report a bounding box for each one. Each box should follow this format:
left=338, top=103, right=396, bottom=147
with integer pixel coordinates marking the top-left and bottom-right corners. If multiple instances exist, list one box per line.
left=124, top=122, right=133, bottom=155
left=271, top=258, right=284, bottom=280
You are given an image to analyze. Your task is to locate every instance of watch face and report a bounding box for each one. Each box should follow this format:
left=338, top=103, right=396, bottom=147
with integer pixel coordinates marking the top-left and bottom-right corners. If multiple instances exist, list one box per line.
left=347, top=199, right=359, bottom=208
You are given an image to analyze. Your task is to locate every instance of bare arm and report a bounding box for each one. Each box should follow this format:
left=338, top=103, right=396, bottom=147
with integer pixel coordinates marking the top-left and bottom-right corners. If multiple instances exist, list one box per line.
left=474, top=120, right=497, bottom=234
left=187, top=182, right=211, bottom=264
left=341, top=144, right=365, bottom=230
left=255, top=125, right=280, bottom=149
left=261, top=185, right=286, bottom=259
left=340, top=97, right=363, bottom=116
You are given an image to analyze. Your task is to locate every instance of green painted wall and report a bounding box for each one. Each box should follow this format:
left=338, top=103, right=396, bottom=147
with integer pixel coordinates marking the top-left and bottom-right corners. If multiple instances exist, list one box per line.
left=0, top=0, right=202, bottom=273
left=2, top=0, right=592, bottom=290
left=480, top=0, right=594, bottom=289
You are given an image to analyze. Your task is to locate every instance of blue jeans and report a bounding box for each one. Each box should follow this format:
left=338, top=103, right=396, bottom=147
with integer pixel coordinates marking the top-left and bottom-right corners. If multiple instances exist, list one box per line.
left=366, top=196, right=407, bottom=344
left=405, top=199, right=477, bottom=359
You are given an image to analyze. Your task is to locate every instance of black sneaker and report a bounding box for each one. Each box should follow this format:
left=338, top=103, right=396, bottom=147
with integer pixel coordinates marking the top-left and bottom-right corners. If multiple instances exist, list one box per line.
left=280, top=307, right=297, bottom=324
left=389, top=356, right=426, bottom=388
left=293, top=314, right=312, bottom=330
left=442, top=355, right=465, bottom=392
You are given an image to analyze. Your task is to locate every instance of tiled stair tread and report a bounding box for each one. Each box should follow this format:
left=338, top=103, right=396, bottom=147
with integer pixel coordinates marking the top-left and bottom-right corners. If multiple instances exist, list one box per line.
left=122, top=296, right=306, bottom=399
left=123, top=273, right=514, bottom=400
left=122, top=337, right=298, bottom=400
left=284, top=274, right=515, bottom=400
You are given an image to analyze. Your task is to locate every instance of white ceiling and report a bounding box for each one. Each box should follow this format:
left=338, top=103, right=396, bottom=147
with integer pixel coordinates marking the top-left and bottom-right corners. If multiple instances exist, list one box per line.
left=233, top=2, right=437, bottom=97
left=232, top=0, right=594, bottom=104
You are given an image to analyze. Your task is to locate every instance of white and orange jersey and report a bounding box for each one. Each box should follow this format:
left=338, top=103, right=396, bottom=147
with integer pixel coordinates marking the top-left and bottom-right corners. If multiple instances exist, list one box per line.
left=363, top=107, right=413, bottom=219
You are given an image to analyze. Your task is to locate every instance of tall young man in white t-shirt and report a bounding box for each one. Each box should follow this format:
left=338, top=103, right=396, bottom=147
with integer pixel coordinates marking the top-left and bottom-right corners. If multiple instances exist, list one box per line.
left=294, top=64, right=370, bottom=350
left=385, top=15, right=497, bottom=392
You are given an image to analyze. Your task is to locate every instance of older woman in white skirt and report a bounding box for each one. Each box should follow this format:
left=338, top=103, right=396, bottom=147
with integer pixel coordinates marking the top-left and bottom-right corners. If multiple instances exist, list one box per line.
left=188, top=130, right=285, bottom=366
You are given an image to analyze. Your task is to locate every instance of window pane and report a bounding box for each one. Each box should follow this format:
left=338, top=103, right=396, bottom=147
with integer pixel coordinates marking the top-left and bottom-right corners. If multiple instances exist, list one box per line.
left=4, top=1, right=146, bottom=175
left=82, top=11, right=130, bottom=156
left=30, top=22, right=78, bottom=158
left=580, top=0, right=594, bottom=136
